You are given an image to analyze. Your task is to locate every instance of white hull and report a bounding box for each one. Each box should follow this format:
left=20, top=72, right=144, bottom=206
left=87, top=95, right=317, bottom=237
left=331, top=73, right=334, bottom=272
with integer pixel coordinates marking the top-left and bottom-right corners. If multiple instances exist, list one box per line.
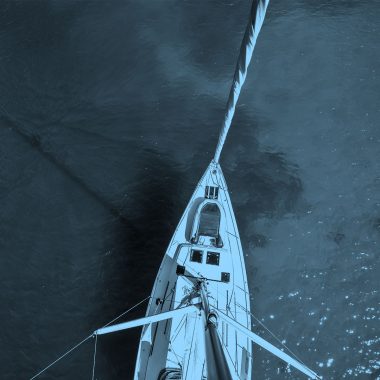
left=134, top=161, right=252, bottom=380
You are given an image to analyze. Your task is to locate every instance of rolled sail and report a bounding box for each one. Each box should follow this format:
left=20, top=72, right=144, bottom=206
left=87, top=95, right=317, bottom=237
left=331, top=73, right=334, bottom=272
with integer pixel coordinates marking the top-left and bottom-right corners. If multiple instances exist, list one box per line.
left=214, top=0, right=270, bottom=163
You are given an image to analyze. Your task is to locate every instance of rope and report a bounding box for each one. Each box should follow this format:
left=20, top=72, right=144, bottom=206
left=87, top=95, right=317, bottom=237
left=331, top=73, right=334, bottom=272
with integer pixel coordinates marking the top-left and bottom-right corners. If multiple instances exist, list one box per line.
left=169, top=340, right=183, bottom=367
left=91, top=333, right=98, bottom=380
left=30, top=295, right=151, bottom=379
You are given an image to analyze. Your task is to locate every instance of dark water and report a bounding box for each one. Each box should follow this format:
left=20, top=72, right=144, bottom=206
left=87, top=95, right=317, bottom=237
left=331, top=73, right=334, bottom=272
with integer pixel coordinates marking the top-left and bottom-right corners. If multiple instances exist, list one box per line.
left=0, top=1, right=379, bottom=379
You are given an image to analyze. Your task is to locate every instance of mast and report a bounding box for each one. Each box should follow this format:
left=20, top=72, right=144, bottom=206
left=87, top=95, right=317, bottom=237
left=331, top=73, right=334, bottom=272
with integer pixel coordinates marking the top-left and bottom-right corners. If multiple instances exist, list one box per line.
left=203, top=311, right=233, bottom=380
left=199, top=283, right=233, bottom=380
left=93, top=282, right=321, bottom=380
left=213, top=0, right=270, bottom=163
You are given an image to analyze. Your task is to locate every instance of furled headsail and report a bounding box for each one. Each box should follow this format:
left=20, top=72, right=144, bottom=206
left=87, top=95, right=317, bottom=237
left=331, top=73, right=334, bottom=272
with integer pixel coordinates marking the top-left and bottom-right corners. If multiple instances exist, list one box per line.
left=214, top=0, right=270, bottom=162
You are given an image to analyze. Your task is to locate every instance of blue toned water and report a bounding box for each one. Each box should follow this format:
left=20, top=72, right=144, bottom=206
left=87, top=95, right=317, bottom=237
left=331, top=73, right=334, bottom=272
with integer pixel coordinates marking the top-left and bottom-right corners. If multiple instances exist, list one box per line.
left=0, top=1, right=379, bottom=379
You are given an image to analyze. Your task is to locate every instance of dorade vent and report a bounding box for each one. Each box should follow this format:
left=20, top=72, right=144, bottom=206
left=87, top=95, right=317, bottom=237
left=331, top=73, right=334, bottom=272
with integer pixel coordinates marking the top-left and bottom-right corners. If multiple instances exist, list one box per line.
left=205, top=185, right=219, bottom=199
left=206, top=251, right=220, bottom=265
left=190, top=249, right=203, bottom=263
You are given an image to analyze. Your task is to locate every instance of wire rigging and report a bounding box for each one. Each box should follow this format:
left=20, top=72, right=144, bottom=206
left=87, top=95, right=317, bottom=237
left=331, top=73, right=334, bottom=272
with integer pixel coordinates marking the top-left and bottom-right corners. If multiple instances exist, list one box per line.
left=29, top=295, right=151, bottom=380
left=30, top=334, right=93, bottom=380
left=206, top=281, right=312, bottom=373
left=236, top=301, right=309, bottom=370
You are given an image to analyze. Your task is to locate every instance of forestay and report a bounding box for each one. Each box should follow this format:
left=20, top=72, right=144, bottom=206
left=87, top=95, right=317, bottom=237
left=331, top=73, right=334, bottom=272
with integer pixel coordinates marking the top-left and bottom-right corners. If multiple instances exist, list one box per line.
left=214, top=0, right=270, bottom=163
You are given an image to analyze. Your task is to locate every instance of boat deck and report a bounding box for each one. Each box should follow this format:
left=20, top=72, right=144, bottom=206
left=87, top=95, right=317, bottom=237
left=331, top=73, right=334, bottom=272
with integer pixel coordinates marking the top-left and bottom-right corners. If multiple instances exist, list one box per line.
left=134, top=161, right=252, bottom=380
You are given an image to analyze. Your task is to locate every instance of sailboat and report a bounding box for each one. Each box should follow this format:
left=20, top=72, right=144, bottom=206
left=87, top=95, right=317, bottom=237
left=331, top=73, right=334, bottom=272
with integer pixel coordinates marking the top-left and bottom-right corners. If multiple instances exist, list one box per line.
left=31, top=1, right=321, bottom=379
left=95, top=1, right=321, bottom=380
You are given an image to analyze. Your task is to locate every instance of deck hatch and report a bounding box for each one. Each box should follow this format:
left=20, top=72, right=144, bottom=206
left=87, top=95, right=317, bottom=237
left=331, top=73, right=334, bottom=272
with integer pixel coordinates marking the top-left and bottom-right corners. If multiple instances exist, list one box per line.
left=190, top=249, right=203, bottom=263
left=206, top=251, right=220, bottom=265
left=205, top=185, right=219, bottom=199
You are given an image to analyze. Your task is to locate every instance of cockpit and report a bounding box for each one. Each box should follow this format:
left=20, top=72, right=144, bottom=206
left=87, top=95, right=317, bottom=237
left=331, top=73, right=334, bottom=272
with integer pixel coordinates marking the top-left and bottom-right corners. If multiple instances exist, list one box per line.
left=191, top=202, right=223, bottom=248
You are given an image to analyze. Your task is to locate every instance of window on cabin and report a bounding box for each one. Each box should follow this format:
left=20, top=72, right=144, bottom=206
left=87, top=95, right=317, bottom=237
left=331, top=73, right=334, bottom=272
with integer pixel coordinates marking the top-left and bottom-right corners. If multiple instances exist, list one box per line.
left=206, top=251, right=220, bottom=265
left=190, top=249, right=203, bottom=263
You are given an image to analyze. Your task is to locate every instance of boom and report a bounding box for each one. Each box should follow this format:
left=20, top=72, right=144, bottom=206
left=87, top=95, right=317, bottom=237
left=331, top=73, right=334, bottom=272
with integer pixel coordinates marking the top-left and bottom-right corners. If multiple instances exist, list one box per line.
left=95, top=305, right=198, bottom=335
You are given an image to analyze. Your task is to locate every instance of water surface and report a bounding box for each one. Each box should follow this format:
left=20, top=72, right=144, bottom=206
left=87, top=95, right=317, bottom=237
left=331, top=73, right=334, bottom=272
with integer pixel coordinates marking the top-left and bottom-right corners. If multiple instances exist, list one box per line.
left=0, top=1, right=379, bottom=379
